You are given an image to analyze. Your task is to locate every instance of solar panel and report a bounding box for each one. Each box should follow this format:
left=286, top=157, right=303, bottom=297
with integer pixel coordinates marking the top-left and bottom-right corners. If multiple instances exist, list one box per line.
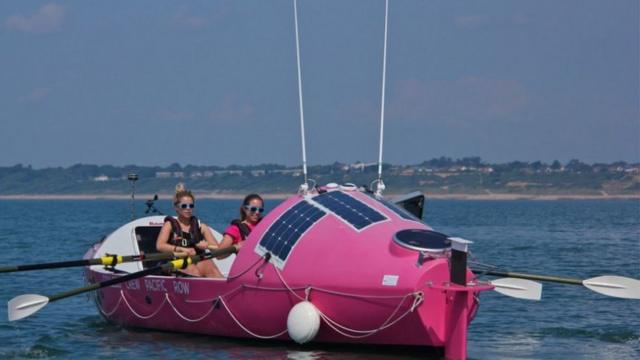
left=312, top=191, right=387, bottom=230
left=258, top=201, right=326, bottom=265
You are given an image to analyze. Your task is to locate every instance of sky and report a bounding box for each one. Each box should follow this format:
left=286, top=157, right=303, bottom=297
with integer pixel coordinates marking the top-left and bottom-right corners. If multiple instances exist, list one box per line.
left=0, top=0, right=638, bottom=168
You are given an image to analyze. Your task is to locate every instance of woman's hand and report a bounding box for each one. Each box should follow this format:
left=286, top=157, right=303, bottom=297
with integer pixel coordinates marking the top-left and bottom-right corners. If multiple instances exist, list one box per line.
left=176, top=247, right=196, bottom=256
left=196, top=240, right=209, bottom=250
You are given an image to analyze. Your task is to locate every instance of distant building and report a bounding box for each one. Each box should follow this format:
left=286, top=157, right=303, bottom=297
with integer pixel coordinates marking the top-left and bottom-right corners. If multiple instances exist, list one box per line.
left=92, top=175, right=109, bottom=182
left=173, top=172, right=185, bottom=178
left=214, top=170, right=242, bottom=176
left=251, top=170, right=266, bottom=176
left=350, top=162, right=376, bottom=171
left=155, top=172, right=172, bottom=178
left=190, top=171, right=203, bottom=178
left=272, top=169, right=302, bottom=176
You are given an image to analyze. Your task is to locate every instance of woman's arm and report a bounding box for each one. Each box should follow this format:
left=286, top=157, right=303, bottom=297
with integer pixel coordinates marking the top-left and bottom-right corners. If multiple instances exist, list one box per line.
left=216, top=233, right=239, bottom=259
left=198, top=222, right=220, bottom=249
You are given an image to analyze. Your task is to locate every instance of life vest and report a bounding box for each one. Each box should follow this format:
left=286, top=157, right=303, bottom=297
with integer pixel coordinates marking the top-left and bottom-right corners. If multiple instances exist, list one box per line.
left=230, top=219, right=253, bottom=241
left=164, top=216, right=204, bottom=251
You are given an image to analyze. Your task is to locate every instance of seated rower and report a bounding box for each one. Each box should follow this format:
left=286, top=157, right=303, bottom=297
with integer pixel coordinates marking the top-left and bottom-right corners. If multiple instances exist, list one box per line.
left=218, top=194, right=264, bottom=256
left=156, top=183, right=222, bottom=278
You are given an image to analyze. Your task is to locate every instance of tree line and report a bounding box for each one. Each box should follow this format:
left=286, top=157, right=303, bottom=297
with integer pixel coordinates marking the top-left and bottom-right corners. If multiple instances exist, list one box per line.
left=0, top=158, right=638, bottom=195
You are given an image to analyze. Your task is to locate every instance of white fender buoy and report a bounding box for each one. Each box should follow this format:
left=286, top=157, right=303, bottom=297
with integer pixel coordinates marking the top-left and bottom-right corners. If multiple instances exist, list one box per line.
left=287, top=301, right=320, bottom=344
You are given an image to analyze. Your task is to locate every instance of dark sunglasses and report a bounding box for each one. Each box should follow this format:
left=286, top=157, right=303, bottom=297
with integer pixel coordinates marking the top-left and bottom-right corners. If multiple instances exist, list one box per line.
left=244, top=205, right=264, bottom=214
left=177, top=203, right=195, bottom=209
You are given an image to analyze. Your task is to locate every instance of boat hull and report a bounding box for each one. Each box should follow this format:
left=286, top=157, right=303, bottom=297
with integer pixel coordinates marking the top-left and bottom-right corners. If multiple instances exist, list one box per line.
left=84, top=191, right=493, bottom=359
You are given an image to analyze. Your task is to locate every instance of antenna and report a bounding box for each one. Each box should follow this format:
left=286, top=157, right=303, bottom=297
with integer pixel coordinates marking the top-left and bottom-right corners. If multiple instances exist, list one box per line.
left=293, top=0, right=310, bottom=194
left=127, top=173, right=138, bottom=220
left=375, top=0, right=390, bottom=197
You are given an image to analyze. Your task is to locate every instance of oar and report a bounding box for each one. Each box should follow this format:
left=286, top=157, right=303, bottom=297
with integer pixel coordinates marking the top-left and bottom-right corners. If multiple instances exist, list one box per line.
left=488, top=277, right=542, bottom=301
left=0, top=252, right=188, bottom=273
left=475, top=269, right=640, bottom=300
left=8, top=246, right=238, bottom=321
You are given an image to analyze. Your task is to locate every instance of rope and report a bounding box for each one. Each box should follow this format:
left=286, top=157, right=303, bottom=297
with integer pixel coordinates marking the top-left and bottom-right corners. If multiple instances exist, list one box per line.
left=184, top=285, right=244, bottom=304
left=120, top=291, right=167, bottom=320
left=312, top=286, right=417, bottom=299
left=271, top=262, right=424, bottom=339
left=244, top=284, right=308, bottom=292
left=316, top=292, right=423, bottom=339
left=96, top=294, right=122, bottom=317
left=100, top=252, right=425, bottom=341
left=226, top=256, right=266, bottom=280
left=219, top=297, right=289, bottom=339
left=272, top=263, right=306, bottom=301
left=165, top=294, right=216, bottom=322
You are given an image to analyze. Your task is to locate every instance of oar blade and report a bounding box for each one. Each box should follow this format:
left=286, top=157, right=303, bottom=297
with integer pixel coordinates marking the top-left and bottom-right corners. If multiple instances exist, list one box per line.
left=490, top=277, right=542, bottom=301
left=8, top=294, right=49, bottom=321
left=583, top=276, right=640, bottom=299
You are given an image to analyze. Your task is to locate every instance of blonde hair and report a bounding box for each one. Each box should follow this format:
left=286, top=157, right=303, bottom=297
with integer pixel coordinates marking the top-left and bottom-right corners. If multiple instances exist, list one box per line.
left=173, top=183, right=195, bottom=205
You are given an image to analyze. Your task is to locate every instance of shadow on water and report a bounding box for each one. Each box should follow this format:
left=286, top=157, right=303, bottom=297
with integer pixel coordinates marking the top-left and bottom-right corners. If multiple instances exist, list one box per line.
left=78, top=317, right=445, bottom=359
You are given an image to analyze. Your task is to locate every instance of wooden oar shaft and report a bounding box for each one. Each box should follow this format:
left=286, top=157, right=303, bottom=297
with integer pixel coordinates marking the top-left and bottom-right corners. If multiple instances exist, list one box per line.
left=46, top=246, right=238, bottom=303
left=0, top=252, right=183, bottom=273
left=475, top=269, right=583, bottom=285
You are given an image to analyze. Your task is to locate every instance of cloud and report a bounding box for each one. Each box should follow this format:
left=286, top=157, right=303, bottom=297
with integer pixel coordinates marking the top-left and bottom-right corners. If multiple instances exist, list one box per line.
left=389, top=77, right=529, bottom=124
left=171, top=4, right=231, bottom=30
left=18, top=87, right=50, bottom=102
left=5, top=4, right=65, bottom=34
left=173, top=7, right=207, bottom=29
left=208, top=95, right=255, bottom=124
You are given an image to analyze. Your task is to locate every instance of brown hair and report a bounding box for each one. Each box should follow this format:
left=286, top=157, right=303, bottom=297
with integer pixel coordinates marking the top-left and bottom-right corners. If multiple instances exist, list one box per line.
left=240, top=193, right=264, bottom=221
left=173, top=183, right=195, bottom=206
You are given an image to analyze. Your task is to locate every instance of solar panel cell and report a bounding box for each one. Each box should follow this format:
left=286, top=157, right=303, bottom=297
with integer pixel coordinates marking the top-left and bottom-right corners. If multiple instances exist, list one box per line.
left=258, top=200, right=326, bottom=265
left=313, top=191, right=387, bottom=230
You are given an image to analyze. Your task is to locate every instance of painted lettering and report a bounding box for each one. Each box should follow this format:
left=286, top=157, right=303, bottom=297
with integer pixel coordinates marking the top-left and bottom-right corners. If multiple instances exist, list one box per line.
left=173, top=281, right=190, bottom=295
left=144, top=278, right=167, bottom=292
left=125, top=279, right=140, bottom=290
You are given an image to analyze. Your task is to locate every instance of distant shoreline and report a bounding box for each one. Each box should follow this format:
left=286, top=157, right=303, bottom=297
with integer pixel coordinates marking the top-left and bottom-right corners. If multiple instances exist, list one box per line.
left=0, top=193, right=638, bottom=201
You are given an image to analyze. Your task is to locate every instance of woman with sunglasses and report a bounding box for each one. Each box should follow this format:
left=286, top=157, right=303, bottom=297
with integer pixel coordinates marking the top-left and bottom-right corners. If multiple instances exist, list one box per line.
left=218, top=194, right=264, bottom=255
left=156, top=183, right=222, bottom=277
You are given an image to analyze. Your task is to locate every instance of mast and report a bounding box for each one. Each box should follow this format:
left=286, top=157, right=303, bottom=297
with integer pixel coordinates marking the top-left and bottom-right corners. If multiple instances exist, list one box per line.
left=293, top=0, right=310, bottom=193
left=375, top=0, right=389, bottom=197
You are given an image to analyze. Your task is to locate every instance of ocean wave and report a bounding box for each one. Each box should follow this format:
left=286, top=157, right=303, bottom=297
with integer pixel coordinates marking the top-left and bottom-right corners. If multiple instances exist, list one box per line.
left=0, top=344, right=70, bottom=359
left=538, top=327, right=639, bottom=343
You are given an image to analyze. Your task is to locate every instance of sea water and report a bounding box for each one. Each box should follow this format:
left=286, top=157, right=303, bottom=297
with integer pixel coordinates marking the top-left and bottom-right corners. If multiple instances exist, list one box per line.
left=0, top=199, right=638, bottom=359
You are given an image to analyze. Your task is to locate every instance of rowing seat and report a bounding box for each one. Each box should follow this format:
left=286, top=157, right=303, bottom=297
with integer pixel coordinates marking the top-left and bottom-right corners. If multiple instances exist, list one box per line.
left=134, top=226, right=164, bottom=269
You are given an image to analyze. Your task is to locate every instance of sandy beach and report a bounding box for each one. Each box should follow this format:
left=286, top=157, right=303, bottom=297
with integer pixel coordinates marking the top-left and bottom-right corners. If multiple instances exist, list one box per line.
left=1, top=192, right=638, bottom=201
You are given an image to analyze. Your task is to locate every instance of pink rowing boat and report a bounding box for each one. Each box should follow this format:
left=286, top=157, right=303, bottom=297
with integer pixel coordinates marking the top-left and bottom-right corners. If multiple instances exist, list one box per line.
left=84, top=187, right=492, bottom=360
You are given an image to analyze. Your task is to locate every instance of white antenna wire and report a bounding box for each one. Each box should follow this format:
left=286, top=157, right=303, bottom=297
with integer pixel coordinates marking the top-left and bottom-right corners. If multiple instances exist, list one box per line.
left=375, top=0, right=389, bottom=196
left=293, top=0, right=309, bottom=191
